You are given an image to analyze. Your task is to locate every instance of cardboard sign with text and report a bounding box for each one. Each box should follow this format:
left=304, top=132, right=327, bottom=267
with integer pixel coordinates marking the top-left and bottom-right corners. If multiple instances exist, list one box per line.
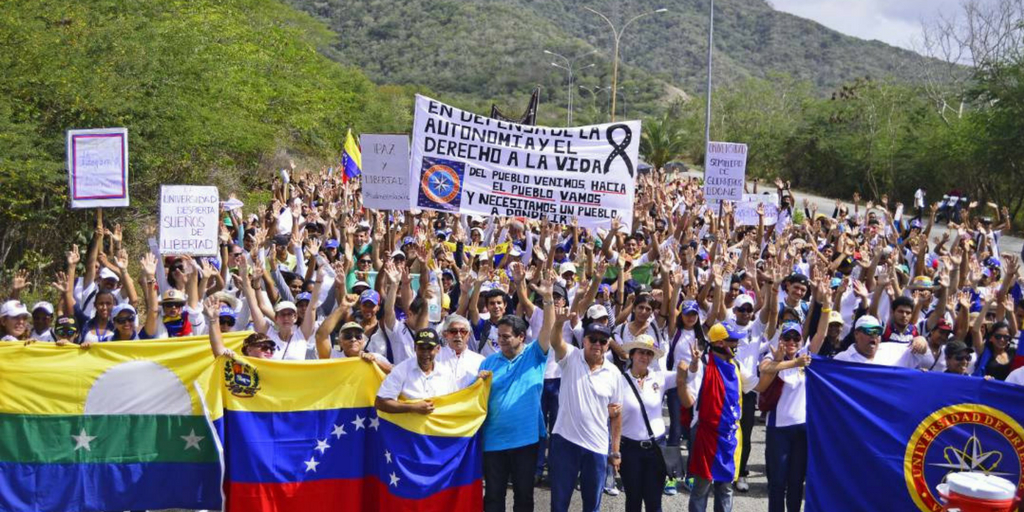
left=159, top=185, right=219, bottom=256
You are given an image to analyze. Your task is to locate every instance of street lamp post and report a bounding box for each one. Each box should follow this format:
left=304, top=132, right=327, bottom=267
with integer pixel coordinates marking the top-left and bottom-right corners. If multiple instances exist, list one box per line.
left=584, top=6, right=667, bottom=121
left=545, top=49, right=596, bottom=126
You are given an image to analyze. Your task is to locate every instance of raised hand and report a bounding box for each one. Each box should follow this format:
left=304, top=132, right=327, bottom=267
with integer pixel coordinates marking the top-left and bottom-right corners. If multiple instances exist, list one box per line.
left=12, top=269, right=31, bottom=292
left=688, top=342, right=703, bottom=372
left=139, top=253, right=157, bottom=278
left=67, top=245, right=81, bottom=266
left=114, top=248, right=130, bottom=271
left=203, top=296, right=221, bottom=320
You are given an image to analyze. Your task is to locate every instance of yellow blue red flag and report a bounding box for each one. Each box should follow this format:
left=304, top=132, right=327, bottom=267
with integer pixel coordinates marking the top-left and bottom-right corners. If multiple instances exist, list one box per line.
left=202, top=355, right=490, bottom=511
left=342, top=128, right=362, bottom=179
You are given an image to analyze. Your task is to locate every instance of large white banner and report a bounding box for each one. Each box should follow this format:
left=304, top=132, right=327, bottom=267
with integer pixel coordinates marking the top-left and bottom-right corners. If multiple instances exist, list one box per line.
left=361, top=134, right=411, bottom=210
left=159, top=185, right=219, bottom=256
left=66, top=128, right=130, bottom=208
left=704, top=141, right=747, bottom=202
left=409, top=95, right=639, bottom=230
left=735, top=193, right=780, bottom=226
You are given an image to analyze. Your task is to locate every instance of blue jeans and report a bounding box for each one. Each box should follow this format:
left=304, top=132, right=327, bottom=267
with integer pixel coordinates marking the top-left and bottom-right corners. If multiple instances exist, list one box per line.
left=766, top=423, right=807, bottom=512
left=549, top=434, right=605, bottom=512
left=666, top=388, right=684, bottom=446
left=536, top=378, right=561, bottom=477
left=688, top=476, right=733, bottom=512
left=621, top=437, right=666, bottom=512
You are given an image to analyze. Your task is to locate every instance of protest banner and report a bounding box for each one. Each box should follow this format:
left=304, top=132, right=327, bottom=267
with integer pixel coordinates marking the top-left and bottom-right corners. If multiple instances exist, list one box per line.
left=361, top=134, right=411, bottom=210
left=703, top=142, right=747, bottom=202
left=159, top=185, right=220, bottom=256
left=735, top=193, right=780, bottom=226
left=66, top=128, right=130, bottom=208
left=409, top=95, right=639, bottom=230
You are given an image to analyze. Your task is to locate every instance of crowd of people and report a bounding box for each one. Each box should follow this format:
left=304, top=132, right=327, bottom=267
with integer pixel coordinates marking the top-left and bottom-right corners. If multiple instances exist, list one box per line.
left=2, top=168, right=1024, bottom=512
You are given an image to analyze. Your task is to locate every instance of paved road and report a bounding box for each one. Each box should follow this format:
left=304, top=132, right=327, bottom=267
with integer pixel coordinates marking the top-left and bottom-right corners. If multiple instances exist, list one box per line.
left=512, top=423, right=770, bottom=511
left=682, top=171, right=1024, bottom=256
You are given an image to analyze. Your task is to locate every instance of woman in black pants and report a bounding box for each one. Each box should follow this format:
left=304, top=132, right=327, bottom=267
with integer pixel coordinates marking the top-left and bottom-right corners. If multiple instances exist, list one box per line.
left=615, top=334, right=683, bottom=511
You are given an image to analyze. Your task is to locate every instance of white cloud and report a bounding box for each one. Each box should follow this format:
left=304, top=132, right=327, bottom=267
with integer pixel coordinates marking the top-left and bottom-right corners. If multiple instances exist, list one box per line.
left=770, top=0, right=965, bottom=50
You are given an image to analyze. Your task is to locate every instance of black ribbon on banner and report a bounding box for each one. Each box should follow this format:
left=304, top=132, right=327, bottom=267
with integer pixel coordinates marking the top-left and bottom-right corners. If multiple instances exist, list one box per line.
left=604, top=124, right=634, bottom=177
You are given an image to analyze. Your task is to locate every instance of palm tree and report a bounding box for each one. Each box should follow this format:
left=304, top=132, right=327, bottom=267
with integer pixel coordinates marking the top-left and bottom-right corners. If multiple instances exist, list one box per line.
left=639, top=112, right=687, bottom=173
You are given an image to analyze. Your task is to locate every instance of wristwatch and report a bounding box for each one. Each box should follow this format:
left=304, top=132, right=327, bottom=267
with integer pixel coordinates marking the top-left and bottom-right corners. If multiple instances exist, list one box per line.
left=609, top=452, right=621, bottom=459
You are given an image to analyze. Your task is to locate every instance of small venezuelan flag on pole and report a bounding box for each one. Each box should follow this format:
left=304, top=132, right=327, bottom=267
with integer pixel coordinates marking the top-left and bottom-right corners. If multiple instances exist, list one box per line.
left=342, top=128, right=362, bottom=182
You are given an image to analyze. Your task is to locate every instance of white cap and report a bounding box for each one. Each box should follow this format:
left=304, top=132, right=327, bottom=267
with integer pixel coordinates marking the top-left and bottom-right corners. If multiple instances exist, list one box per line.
left=112, top=303, right=137, bottom=318
left=0, top=300, right=29, bottom=318
left=854, top=315, right=882, bottom=330
left=391, top=249, right=406, bottom=259
left=586, top=304, right=610, bottom=320
left=559, top=262, right=577, bottom=276
left=274, top=301, right=297, bottom=313
left=732, top=294, right=755, bottom=309
left=31, top=301, right=55, bottom=315
left=99, top=267, right=120, bottom=282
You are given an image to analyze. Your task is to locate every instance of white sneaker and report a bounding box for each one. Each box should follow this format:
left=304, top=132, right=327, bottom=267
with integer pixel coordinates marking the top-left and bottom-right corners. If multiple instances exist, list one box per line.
left=604, top=486, right=621, bottom=496
left=734, top=477, right=750, bottom=493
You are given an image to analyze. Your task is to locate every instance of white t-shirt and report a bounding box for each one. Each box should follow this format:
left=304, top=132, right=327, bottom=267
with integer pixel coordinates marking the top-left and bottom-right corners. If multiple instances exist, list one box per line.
left=552, top=345, right=624, bottom=455
left=30, top=329, right=56, bottom=342
left=834, top=342, right=922, bottom=368
left=765, top=347, right=808, bottom=428
left=326, top=349, right=389, bottom=365
left=1005, top=366, right=1024, bottom=386
left=669, top=328, right=698, bottom=369
left=916, top=347, right=977, bottom=374
left=621, top=370, right=677, bottom=441
left=381, top=321, right=416, bottom=365
left=267, top=323, right=308, bottom=361
left=436, top=345, right=485, bottom=390
left=734, top=319, right=768, bottom=377
left=376, top=358, right=458, bottom=401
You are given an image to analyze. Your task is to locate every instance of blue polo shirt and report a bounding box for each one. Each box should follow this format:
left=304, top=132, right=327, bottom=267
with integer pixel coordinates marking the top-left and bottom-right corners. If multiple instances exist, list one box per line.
left=479, top=339, right=548, bottom=452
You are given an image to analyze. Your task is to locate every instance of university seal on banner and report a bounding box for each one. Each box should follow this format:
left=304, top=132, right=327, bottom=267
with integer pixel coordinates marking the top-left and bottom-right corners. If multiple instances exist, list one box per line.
left=903, top=403, right=1024, bottom=511
left=224, top=359, right=261, bottom=398
left=417, top=157, right=464, bottom=211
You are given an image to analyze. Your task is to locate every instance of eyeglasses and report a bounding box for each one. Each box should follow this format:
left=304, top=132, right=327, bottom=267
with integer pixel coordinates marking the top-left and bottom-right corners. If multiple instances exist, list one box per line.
left=358, top=259, right=372, bottom=265
left=857, top=327, right=883, bottom=337
left=447, top=329, right=469, bottom=336
left=992, top=334, right=1012, bottom=342
left=781, top=334, right=802, bottom=342
left=735, top=307, right=754, bottom=314
left=588, top=336, right=611, bottom=345
left=341, top=332, right=362, bottom=341
left=113, top=315, right=136, bottom=324
left=219, top=317, right=236, bottom=327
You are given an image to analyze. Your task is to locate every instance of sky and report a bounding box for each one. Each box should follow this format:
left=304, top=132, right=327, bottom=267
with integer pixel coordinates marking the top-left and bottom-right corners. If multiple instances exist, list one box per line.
left=769, top=0, right=965, bottom=51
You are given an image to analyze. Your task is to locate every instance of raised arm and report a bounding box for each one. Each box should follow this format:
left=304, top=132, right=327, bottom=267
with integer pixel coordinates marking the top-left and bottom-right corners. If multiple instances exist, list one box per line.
left=139, top=253, right=161, bottom=338
left=82, top=209, right=105, bottom=287
left=381, top=261, right=402, bottom=331
left=238, top=256, right=269, bottom=334
left=316, top=287, right=351, bottom=359
left=202, top=297, right=231, bottom=358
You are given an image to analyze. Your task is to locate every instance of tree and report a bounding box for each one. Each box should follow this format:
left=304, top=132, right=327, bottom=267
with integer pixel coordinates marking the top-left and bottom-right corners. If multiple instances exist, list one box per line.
left=640, top=109, right=688, bottom=172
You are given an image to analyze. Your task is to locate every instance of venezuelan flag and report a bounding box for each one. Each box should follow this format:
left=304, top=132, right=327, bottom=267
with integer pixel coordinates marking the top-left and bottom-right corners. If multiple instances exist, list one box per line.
left=342, top=128, right=362, bottom=180
left=0, top=333, right=245, bottom=512
left=688, top=353, right=743, bottom=483
left=203, top=354, right=490, bottom=512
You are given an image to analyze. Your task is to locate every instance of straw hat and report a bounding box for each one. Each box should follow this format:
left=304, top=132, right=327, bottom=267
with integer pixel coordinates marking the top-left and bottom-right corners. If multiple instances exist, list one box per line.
left=621, top=334, right=664, bottom=359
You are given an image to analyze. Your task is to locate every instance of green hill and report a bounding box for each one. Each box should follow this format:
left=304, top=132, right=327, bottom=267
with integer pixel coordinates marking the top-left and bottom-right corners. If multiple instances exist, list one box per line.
left=0, top=0, right=411, bottom=271
left=290, top=0, right=939, bottom=124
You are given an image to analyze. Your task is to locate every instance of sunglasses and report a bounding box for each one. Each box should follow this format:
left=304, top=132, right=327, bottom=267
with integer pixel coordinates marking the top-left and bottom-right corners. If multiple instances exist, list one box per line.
left=247, top=343, right=275, bottom=353
left=113, top=315, right=136, bottom=324
left=781, top=334, right=802, bottom=342
left=219, top=317, right=236, bottom=327
left=358, top=259, right=372, bottom=265
left=857, top=327, right=883, bottom=337
left=231, top=252, right=244, bottom=257
left=992, top=334, right=1012, bottom=342
left=447, top=328, right=470, bottom=336
left=341, top=332, right=362, bottom=341
left=735, top=307, right=754, bottom=314
left=952, top=354, right=971, bottom=362
left=55, top=327, right=78, bottom=337
left=588, top=336, right=611, bottom=346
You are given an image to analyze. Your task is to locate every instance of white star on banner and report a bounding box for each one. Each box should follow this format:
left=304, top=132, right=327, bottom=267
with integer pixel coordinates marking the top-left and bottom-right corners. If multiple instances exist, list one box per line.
left=385, top=450, right=392, bottom=464
left=72, top=428, right=97, bottom=452
left=181, top=429, right=205, bottom=451
left=331, top=424, right=346, bottom=439
left=304, top=456, right=320, bottom=472
left=315, top=439, right=331, bottom=454
left=389, top=472, right=401, bottom=487
left=369, top=416, right=380, bottom=430
left=352, top=414, right=366, bottom=431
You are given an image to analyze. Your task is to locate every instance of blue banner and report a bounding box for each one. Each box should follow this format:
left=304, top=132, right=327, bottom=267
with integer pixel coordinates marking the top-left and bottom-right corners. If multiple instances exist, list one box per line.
left=806, top=358, right=1024, bottom=511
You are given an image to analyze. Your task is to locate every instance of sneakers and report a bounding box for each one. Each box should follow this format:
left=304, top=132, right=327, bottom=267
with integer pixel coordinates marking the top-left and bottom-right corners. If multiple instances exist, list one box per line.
left=734, top=476, right=750, bottom=493
left=679, top=476, right=695, bottom=493
left=663, top=478, right=679, bottom=496
left=604, top=486, right=621, bottom=496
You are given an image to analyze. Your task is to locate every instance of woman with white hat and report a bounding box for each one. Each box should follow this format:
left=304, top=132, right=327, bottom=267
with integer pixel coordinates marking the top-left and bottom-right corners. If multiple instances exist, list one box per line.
left=0, top=300, right=30, bottom=341
left=614, top=334, right=683, bottom=512
left=239, top=255, right=318, bottom=360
